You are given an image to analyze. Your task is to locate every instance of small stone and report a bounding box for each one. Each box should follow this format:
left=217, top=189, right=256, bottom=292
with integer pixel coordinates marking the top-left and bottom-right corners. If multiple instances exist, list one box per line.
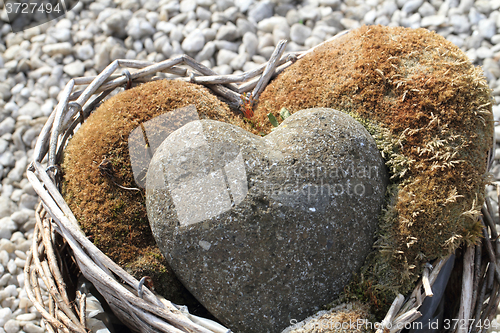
left=94, top=43, right=112, bottom=72
left=49, top=28, right=71, bottom=42
left=0, top=308, right=13, bottom=326
left=23, top=323, right=45, bottom=333
left=18, top=101, right=42, bottom=118
left=402, top=0, right=423, bottom=13
left=449, top=15, right=470, bottom=34
left=299, top=5, right=320, bottom=21
left=156, top=21, right=176, bottom=34
left=0, top=83, right=12, bottom=101
left=478, top=19, right=497, bottom=39
left=257, top=16, right=288, bottom=33
left=110, top=45, right=127, bottom=61
left=127, top=17, right=155, bottom=40
left=180, top=0, right=197, bottom=13
left=475, top=0, right=491, bottom=13
left=41, top=42, right=72, bottom=56
left=0, top=239, right=14, bottom=253
left=217, top=49, right=238, bottom=66
left=290, top=23, right=312, bottom=45
left=248, top=1, right=274, bottom=23
left=215, top=24, right=239, bottom=41
left=340, top=18, right=361, bottom=30
left=182, top=30, right=206, bottom=53
left=418, top=2, right=436, bottom=16
left=476, top=46, right=494, bottom=59
left=229, top=53, right=249, bottom=70
left=19, top=194, right=39, bottom=210
left=318, top=0, right=340, bottom=6
left=242, top=32, right=258, bottom=57
left=469, top=7, right=486, bottom=25
left=0, top=118, right=15, bottom=136
left=0, top=198, right=15, bottom=219
left=4, top=319, right=20, bottom=333
left=146, top=108, right=387, bottom=333
left=420, top=15, right=447, bottom=27
left=7, top=260, right=17, bottom=274
left=63, top=61, right=85, bottom=77
left=75, top=43, right=95, bottom=61
left=195, top=41, right=216, bottom=62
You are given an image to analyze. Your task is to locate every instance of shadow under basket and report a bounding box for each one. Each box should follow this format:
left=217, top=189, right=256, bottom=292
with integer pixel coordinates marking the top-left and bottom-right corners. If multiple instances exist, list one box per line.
left=25, top=34, right=500, bottom=333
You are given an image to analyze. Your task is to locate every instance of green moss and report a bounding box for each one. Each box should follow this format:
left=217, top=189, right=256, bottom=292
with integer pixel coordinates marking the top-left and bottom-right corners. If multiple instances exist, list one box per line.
left=62, top=79, right=247, bottom=310
left=255, top=25, right=494, bottom=306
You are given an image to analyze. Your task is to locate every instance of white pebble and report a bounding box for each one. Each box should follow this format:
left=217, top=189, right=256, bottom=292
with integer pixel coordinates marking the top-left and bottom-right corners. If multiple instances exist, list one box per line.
left=290, top=23, right=312, bottom=45
left=16, top=312, right=36, bottom=321
left=3, top=319, right=20, bottom=333
left=0, top=274, right=11, bottom=287
left=420, top=15, right=447, bottom=27
left=14, top=258, right=25, bottom=268
left=0, top=240, right=15, bottom=254
left=23, top=322, right=45, bottom=333
left=182, top=29, right=206, bottom=53
left=6, top=260, right=17, bottom=275
left=0, top=307, right=13, bottom=326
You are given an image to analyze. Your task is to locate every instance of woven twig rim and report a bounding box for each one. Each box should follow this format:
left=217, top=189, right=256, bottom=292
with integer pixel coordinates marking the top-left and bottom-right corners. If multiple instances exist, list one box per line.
left=25, top=31, right=500, bottom=333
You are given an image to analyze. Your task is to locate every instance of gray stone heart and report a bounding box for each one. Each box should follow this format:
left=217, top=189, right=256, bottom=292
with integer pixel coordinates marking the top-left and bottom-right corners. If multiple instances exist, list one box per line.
left=146, top=108, right=388, bottom=333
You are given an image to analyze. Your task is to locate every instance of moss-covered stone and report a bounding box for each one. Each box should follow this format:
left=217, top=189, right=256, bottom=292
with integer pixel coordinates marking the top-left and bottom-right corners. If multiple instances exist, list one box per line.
left=62, top=79, right=246, bottom=309
left=255, top=25, right=494, bottom=298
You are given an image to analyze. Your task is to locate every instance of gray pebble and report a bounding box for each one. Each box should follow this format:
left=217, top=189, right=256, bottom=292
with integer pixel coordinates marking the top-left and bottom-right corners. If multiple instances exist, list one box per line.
left=182, top=29, right=206, bottom=53
left=290, top=23, right=312, bottom=45
left=449, top=14, right=470, bottom=33
left=478, top=19, right=497, bottom=39
left=257, top=16, right=288, bottom=33
left=242, top=32, right=258, bottom=57
left=248, top=1, right=274, bottom=23
left=469, top=7, right=486, bottom=25
left=212, top=64, right=232, bottom=75
left=41, top=42, right=72, bottom=56
left=418, top=1, right=436, bottom=16
left=229, top=52, right=249, bottom=70
left=0, top=151, right=15, bottom=168
left=4, top=318, right=20, bottom=333
left=420, top=14, right=447, bottom=27
left=300, top=5, right=320, bottom=21
left=476, top=46, right=494, bottom=59
left=0, top=118, right=15, bottom=137
left=63, top=61, right=85, bottom=77
left=157, top=21, right=176, bottom=34
left=196, top=7, right=212, bottom=21
left=19, top=194, right=38, bottom=210
left=195, top=41, right=216, bottom=62
left=217, top=48, right=238, bottom=66
left=216, top=23, right=239, bottom=41
left=127, top=17, right=155, bottom=40
left=23, top=323, right=45, bottom=333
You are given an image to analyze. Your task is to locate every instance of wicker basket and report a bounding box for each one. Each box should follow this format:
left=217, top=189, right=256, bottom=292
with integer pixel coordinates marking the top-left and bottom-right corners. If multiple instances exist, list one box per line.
left=25, top=33, right=500, bottom=333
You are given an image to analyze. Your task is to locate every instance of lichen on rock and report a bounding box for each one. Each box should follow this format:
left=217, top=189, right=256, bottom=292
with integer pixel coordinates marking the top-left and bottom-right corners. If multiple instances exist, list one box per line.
left=255, top=25, right=494, bottom=298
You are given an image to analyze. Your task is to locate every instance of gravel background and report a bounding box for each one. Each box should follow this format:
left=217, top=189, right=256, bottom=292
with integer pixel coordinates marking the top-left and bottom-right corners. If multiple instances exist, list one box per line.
left=1, top=0, right=500, bottom=332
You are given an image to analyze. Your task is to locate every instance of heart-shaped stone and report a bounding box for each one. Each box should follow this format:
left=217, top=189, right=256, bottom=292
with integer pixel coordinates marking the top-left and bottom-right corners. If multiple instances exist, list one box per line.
left=146, top=108, right=388, bottom=333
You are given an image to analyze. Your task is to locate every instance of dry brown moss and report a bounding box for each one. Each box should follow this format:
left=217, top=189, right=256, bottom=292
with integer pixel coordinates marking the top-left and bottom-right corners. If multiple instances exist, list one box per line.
left=256, top=26, right=494, bottom=295
left=62, top=79, right=246, bottom=307
left=283, top=302, right=372, bottom=333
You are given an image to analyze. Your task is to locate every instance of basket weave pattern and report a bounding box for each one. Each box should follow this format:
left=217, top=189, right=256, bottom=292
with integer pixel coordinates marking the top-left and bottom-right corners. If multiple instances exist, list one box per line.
left=25, top=35, right=500, bottom=333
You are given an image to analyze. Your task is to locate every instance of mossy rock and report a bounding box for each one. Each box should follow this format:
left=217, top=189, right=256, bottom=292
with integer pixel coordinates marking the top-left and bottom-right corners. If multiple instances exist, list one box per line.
left=255, top=25, right=494, bottom=298
left=62, top=79, right=246, bottom=310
